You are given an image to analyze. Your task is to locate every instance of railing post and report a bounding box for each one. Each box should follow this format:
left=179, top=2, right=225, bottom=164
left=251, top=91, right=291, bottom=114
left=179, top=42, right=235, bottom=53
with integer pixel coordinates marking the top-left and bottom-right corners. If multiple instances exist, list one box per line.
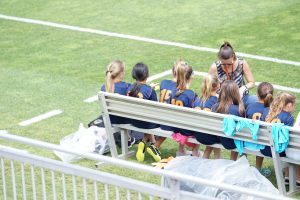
left=169, top=178, right=180, bottom=200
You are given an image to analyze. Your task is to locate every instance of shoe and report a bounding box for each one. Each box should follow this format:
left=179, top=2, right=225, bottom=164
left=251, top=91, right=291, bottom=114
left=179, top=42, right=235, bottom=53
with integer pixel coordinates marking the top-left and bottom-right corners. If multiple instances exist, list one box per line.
left=136, top=141, right=146, bottom=162
left=146, top=145, right=161, bottom=162
left=128, top=137, right=136, bottom=148
left=176, top=150, right=187, bottom=157
left=285, top=177, right=289, bottom=186
left=259, top=168, right=272, bottom=178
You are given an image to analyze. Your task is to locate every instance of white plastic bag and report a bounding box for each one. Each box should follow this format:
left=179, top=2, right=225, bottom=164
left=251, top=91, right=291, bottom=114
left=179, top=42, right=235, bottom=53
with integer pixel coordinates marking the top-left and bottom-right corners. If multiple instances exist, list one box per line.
left=164, top=156, right=278, bottom=199
left=54, top=123, right=109, bottom=163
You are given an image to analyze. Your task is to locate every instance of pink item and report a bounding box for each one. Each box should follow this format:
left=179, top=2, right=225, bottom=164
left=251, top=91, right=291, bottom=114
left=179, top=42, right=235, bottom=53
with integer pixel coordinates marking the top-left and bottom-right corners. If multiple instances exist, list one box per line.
left=172, top=132, right=196, bottom=148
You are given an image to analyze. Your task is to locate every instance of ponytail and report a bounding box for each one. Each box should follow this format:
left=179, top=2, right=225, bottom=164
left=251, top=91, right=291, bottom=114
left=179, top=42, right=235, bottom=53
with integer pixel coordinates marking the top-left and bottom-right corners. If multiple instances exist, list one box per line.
left=105, top=70, right=114, bottom=93
left=128, top=82, right=141, bottom=97
left=175, top=63, right=193, bottom=97
left=201, top=74, right=219, bottom=102
left=267, top=92, right=296, bottom=121
left=257, top=82, right=274, bottom=107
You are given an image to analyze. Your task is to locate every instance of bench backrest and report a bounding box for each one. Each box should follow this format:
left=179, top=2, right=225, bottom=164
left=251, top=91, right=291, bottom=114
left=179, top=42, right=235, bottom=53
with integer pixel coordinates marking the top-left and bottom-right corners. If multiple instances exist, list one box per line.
left=98, top=91, right=300, bottom=195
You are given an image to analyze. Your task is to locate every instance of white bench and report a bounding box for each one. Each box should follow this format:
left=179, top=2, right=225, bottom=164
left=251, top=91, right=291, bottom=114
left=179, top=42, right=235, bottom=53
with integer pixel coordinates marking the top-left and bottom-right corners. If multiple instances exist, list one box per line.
left=98, top=91, right=300, bottom=196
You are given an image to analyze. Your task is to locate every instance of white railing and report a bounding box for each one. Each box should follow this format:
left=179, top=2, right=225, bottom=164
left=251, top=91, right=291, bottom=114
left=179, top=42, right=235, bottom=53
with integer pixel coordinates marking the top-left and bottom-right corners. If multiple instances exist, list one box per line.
left=0, top=131, right=295, bottom=200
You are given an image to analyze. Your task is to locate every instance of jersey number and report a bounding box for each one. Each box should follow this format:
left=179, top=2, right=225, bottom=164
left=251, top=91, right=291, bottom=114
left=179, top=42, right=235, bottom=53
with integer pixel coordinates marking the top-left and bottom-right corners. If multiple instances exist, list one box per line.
left=171, top=99, right=183, bottom=106
left=160, top=89, right=172, bottom=103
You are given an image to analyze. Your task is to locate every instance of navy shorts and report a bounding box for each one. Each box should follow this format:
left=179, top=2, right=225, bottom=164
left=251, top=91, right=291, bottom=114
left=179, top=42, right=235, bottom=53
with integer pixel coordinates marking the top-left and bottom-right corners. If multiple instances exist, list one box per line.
left=220, top=137, right=236, bottom=150
left=194, top=132, right=220, bottom=145
left=160, top=125, right=175, bottom=132
left=110, top=116, right=129, bottom=124
left=260, top=147, right=286, bottom=157
left=130, top=119, right=159, bottom=129
left=173, top=128, right=195, bottom=137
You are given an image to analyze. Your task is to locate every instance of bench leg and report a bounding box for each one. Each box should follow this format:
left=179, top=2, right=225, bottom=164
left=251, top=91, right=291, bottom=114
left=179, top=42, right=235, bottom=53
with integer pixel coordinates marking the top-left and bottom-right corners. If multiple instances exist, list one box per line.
left=121, top=129, right=129, bottom=156
left=288, top=165, right=297, bottom=194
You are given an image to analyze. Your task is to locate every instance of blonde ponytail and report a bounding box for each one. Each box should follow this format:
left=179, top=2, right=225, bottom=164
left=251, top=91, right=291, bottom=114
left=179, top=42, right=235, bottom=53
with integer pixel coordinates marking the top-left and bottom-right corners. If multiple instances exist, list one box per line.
left=201, top=74, right=219, bottom=102
left=175, top=62, right=193, bottom=97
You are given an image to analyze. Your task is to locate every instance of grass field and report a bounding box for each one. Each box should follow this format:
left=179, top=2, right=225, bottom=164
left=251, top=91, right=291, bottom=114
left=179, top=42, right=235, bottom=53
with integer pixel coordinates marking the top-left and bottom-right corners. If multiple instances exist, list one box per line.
left=0, top=0, right=300, bottom=199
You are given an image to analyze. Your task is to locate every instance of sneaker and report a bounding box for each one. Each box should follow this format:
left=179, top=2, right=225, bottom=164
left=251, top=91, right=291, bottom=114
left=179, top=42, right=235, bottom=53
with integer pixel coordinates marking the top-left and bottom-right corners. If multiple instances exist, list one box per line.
left=259, top=168, right=272, bottom=178
left=285, top=177, right=289, bottom=186
left=136, top=141, right=146, bottom=162
left=146, top=145, right=161, bottom=162
left=128, top=137, right=136, bottom=148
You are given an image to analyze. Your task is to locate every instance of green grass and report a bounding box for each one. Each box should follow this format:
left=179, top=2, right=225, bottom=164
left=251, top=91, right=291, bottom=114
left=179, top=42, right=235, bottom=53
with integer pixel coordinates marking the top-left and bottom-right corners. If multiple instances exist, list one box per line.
left=0, top=0, right=300, bottom=199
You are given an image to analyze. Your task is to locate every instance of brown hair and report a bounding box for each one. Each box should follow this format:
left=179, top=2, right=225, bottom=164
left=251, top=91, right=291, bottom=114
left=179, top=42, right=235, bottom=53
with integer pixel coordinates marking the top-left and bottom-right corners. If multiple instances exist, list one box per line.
left=257, top=82, right=274, bottom=107
left=215, top=80, right=245, bottom=116
left=267, top=92, right=296, bottom=121
left=105, top=60, right=125, bottom=93
left=172, top=59, right=186, bottom=79
left=218, top=41, right=236, bottom=60
left=201, top=74, right=219, bottom=102
left=175, top=62, right=193, bottom=97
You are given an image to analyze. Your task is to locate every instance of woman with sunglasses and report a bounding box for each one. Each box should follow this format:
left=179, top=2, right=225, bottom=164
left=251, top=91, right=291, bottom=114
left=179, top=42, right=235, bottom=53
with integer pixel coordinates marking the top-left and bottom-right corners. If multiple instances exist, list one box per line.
left=208, top=41, right=256, bottom=105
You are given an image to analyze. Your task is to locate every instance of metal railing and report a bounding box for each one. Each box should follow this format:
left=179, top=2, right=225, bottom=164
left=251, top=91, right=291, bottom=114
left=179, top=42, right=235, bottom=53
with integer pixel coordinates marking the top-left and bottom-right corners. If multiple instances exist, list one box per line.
left=0, top=131, right=294, bottom=200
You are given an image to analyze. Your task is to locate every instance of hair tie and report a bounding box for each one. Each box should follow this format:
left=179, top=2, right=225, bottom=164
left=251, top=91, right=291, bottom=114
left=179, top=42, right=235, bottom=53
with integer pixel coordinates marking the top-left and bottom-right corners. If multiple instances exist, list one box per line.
left=106, top=70, right=112, bottom=75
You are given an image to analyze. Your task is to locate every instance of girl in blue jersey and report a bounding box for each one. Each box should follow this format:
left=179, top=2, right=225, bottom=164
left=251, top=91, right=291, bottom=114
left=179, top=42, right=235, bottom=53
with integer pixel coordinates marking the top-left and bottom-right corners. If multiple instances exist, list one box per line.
left=171, top=62, right=200, bottom=157
left=260, top=92, right=296, bottom=157
left=246, top=82, right=273, bottom=173
left=193, top=74, right=221, bottom=159
left=101, top=60, right=136, bottom=147
left=127, top=63, right=158, bottom=162
left=146, top=59, right=182, bottom=162
left=101, top=60, right=130, bottom=124
left=213, top=80, right=245, bottom=160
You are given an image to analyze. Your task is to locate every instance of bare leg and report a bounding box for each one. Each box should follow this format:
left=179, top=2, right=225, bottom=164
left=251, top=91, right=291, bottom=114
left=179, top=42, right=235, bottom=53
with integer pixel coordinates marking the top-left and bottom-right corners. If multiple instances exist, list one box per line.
left=213, top=148, right=221, bottom=159
left=149, top=134, right=156, bottom=144
left=296, top=166, right=300, bottom=182
left=256, top=156, right=264, bottom=169
left=230, top=151, right=238, bottom=161
left=203, top=146, right=213, bottom=159
left=178, top=143, right=185, bottom=154
left=154, top=137, right=166, bottom=148
left=192, top=144, right=200, bottom=157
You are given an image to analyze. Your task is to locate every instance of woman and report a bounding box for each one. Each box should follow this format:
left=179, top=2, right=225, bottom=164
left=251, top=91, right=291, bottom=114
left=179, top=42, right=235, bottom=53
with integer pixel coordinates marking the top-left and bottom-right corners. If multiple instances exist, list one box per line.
left=208, top=41, right=256, bottom=105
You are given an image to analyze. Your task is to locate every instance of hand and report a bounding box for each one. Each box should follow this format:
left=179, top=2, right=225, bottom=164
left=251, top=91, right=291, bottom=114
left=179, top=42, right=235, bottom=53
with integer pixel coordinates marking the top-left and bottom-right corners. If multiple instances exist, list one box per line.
left=150, top=82, right=160, bottom=90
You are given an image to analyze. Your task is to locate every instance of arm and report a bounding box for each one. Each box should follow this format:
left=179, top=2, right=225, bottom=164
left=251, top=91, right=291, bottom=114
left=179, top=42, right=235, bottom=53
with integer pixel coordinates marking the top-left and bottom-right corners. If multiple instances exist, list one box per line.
left=208, top=63, right=217, bottom=75
left=242, top=60, right=255, bottom=89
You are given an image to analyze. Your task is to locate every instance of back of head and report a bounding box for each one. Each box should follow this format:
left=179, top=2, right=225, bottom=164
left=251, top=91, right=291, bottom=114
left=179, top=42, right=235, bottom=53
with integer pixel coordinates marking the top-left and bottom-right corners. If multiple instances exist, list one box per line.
left=172, top=59, right=187, bottom=80
left=131, top=62, right=149, bottom=81
left=129, top=62, right=149, bottom=97
left=201, top=74, right=219, bottom=101
left=257, top=82, right=274, bottom=107
left=105, top=60, right=125, bottom=93
left=175, top=62, right=193, bottom=97
left=218, top=41, right=236, bottom=60
left=217, top=80, right=244, bottom=115
left=268, top=92, right=296, bottom=121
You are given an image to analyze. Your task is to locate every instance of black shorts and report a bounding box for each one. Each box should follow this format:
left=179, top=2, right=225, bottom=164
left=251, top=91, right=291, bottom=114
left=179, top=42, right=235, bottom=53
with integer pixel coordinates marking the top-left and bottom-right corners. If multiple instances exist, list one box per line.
left=260, top=147, right=286, bottom=157
left=220, top=137, right=236, bottom=150
left=194, top=132, right=220, bottom=145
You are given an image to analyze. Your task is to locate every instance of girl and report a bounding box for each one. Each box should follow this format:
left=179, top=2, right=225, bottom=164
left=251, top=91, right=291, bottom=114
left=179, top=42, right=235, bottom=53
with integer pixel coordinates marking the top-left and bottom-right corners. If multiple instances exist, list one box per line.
left=208, top=41, right=256, bottom=104
left=127, top=62, right=158, bottom=162
left=146, top=59, right=183, bottom=162
left=260, top=92, right=297, bottom=184
left=193, top=74, right=221, bottom=159
left=246, top=82, right=273, bottom=175
left=170, top=62, right=200, bottom=157
left=260, top=92, right=296, bottom=157
left=213, top=80, right=245, bottom=161
left=101, top=60, right=135, bottom=147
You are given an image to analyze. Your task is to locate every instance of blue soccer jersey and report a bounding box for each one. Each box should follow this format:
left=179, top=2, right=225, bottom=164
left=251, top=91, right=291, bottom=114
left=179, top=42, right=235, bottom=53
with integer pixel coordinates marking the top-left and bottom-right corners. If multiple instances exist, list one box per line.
left=101, top=81, right=130, bottom=124
left=193, top=96, right=218, bottom=111
left=261, top=108, right=294, bottom=126
left=127, top=83, right=157, bottom=101
left=171, top=89, right=197, bottom=136
left=246, top=101, right=265, bottom=120
left=101, top=81, right=130, bottom=95
left=127, top=83, right=158, bottom=129
left=159, top=80, right=176, bottom=103
left=212, top=103, right=243, bottom=150
left=171, top=89, right=197, bottom=108
left=159, top=80, right=177, bottom=131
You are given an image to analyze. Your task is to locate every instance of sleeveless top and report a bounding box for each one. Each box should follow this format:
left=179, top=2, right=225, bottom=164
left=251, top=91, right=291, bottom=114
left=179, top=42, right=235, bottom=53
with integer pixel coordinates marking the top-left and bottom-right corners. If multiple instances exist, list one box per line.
left=216, top=57, right=245, bottom=87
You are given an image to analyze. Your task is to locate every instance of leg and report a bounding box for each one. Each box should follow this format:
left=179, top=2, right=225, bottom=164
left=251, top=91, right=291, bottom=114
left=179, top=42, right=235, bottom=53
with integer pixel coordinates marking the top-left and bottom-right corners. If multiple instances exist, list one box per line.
left=203, top=146, right=213, bottom=159
left=230, top=151, right=238, bottom=161
left=256, top=156, right=264, bottom=169
left=213, top=148, right=221, bottom=159
left=192, top=144, right=200, bottom=157
left=154, top=137, right=166, bottom=148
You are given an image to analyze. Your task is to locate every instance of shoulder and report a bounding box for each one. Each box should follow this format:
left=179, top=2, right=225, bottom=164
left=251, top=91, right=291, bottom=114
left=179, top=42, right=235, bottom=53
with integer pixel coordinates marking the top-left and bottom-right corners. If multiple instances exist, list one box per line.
left=208, top=62, right=218, bottom=75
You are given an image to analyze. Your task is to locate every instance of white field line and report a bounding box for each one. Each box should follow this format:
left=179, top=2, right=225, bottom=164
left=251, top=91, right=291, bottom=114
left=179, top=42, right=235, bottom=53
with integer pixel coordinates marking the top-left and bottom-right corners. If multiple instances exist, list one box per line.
left=84, top=70, right=173, bottom=103
left=0, top=14, right=299, bottom=66
left=19, top=109, right=63, bottom=126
